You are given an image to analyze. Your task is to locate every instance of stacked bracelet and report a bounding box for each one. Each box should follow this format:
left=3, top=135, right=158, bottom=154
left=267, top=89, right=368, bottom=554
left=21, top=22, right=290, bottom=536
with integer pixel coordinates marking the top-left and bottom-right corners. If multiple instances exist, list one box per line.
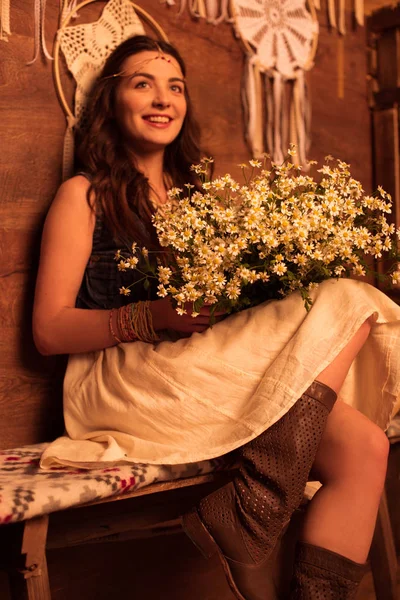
left=130, top=301, right=159, bottom=343
left=108, top=308, right=122, bottom=344
left=117, top=304, right=138, bottom=342
left=114, top=302, right=159, bottom=344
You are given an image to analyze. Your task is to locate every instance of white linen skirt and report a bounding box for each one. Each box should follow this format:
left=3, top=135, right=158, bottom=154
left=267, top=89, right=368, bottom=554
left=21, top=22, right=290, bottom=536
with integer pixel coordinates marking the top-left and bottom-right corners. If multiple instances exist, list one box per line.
left=40, top=279, right=400, bottom=468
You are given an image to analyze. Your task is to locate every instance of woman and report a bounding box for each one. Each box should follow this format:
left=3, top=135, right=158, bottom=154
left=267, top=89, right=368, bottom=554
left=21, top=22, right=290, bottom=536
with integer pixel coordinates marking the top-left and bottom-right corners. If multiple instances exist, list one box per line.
left=33, top=35, right=399, bottom=599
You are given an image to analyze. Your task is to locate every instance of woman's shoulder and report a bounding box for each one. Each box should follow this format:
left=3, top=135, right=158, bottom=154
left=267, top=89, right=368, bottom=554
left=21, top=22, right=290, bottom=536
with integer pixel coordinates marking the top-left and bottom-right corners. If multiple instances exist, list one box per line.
left=45, top=174, right=96, bottom=233
left=52, top=174, right=93, bottom=211
left=60, top=173, right=92, bottom=194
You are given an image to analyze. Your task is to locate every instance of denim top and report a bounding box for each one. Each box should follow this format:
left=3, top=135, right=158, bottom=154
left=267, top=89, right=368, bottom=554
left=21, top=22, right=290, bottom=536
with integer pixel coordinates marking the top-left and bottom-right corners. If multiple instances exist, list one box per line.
left=76, top=197, right=159, bottom=310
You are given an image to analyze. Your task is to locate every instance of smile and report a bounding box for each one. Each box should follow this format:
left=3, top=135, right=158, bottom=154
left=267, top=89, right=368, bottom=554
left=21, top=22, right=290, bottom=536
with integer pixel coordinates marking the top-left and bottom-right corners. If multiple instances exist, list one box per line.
left=143, top=115, right=172, bottom=124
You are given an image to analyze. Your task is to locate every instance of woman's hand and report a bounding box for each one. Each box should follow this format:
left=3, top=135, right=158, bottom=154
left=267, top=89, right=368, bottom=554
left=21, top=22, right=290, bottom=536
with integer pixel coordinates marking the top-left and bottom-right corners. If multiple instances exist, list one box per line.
left=150, top=297, right=226, bottom=334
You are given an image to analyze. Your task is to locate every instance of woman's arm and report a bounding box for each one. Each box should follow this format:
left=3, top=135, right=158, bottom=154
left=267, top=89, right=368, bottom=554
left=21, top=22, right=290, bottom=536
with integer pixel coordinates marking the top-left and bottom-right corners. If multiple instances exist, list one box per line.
left=33, top=176, right=218, bottom=355
left=33, top=176, right=120, bottom=355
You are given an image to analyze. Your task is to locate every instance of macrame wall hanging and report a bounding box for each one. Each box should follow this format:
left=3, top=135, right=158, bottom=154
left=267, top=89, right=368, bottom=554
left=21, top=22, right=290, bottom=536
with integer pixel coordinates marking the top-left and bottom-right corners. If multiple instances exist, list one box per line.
left=26, top=0, right=54, bottom=63
left=53, top=0, right=168, bottom=180
left=161, top=0, right=364, bottom=30
left=0, top=0, right=11, bottom=41
left=232, top=0, right=318, bottom=166
left=162, top=0, right=231, bottom=24
left=162, top=0, right=318, bottom=165
left=312, top=0, right=364, bottom=34
left=161, top=0, right=365, bottom=162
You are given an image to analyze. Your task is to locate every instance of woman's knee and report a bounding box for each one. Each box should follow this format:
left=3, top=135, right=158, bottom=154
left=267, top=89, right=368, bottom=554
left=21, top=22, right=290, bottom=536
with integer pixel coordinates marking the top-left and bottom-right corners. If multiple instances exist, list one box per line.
left=312, top=403, right=389, bottom=485
left=358, top=421, right=390, bottom=480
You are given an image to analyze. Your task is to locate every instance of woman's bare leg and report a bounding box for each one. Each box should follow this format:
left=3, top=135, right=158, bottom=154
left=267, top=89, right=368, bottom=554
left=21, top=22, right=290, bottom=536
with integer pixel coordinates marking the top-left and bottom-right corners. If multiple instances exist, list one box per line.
left=302, top=402, right=389, bottom=563
left=314, top=320, right=372, bottom=396
left=302, top=319, right=389, bottom=564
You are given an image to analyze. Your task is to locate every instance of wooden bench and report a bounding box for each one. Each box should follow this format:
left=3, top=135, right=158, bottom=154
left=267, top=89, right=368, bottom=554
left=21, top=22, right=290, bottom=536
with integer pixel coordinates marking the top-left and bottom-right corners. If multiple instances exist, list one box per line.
left=0, top=432, right=398, bottom=600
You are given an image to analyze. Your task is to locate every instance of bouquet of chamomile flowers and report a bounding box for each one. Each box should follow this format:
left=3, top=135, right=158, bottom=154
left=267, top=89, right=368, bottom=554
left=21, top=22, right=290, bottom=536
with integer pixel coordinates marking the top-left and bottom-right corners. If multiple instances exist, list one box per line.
left=116, top=146, right=400, bottom=317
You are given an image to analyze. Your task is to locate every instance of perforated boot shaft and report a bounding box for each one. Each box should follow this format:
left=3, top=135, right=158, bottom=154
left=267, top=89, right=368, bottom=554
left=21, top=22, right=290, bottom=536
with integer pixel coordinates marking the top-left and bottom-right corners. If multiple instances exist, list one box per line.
left=237, top=384, right=336, bottom=562
left=199, top=381, right=337, bottom=564
left=290, top=542, right=367, bottom=599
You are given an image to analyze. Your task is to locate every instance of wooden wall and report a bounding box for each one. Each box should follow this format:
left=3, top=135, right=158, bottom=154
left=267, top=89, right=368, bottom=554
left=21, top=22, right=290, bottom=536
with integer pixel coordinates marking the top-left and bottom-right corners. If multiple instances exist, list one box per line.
left=0, top=0, right=372, bottom=449
left=365, top=0, right=396, bottom=13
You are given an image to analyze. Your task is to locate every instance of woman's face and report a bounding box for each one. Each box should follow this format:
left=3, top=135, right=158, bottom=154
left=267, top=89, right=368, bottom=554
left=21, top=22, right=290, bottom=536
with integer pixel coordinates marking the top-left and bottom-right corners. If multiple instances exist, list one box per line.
left=114, top=50, right=187, bottom=155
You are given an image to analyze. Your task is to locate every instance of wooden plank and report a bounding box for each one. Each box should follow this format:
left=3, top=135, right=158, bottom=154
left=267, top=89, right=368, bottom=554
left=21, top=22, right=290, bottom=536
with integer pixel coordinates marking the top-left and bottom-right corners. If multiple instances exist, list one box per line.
left=377, top=29, right=400, bottom=89
left=308, top=21, right=373, bottom=189
left=0, top=376, right=64, bottom=449
left=372, top=107, right=400, bottom=297
left=373, top=107, right=400, bottom=217
left=0, top=571, right=12, bottom=600
left=386, top=444, right=400, bottom=553
left=47, top=472, right=234, bottom=548
left=21, top=515, right=49, bottom=568
left=24, top=555, right=51, bottom=600
left=47, top=518, right=183, bottom=548
left=367, top=4, right=400, bottom=33
left=20, top=515, right=51, bottom=600
left=374, top=87, right=400, bottom=108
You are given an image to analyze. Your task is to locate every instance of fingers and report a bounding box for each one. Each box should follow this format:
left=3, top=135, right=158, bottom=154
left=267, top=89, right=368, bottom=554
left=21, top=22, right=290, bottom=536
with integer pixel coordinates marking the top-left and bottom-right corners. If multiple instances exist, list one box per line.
left=176, top=316, right=213, bottom=334
left=167, top=302, right=227, bottom=334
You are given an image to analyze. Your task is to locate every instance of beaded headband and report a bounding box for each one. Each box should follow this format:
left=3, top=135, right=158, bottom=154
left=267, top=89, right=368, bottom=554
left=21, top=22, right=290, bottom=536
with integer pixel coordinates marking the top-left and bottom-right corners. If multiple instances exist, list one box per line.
left=103, top=52, right=184, bottom=81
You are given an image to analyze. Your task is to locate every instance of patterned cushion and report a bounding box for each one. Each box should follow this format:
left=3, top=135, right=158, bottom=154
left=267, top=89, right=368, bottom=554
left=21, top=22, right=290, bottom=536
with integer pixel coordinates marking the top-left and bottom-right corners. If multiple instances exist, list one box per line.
left=1, top=417, right=398, bottom=525
left=0, top=443, right=228, bottom=524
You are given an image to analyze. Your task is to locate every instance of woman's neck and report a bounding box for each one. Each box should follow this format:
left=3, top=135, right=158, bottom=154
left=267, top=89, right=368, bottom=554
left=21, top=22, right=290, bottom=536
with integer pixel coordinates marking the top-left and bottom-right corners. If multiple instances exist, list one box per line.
left=133, top=151, right=168, bottom=204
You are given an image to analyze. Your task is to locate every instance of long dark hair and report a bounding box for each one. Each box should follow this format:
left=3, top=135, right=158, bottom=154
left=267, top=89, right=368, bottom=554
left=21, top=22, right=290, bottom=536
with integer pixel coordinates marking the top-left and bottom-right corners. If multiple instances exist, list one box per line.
left=76, top=35, right=202, bottom=248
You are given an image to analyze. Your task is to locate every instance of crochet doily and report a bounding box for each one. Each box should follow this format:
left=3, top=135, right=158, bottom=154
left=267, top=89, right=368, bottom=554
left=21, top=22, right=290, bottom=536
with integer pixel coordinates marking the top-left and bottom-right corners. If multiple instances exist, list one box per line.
left=230, top=0, right=317, bottom=165
left=233, top=0, right=317, bottom=78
